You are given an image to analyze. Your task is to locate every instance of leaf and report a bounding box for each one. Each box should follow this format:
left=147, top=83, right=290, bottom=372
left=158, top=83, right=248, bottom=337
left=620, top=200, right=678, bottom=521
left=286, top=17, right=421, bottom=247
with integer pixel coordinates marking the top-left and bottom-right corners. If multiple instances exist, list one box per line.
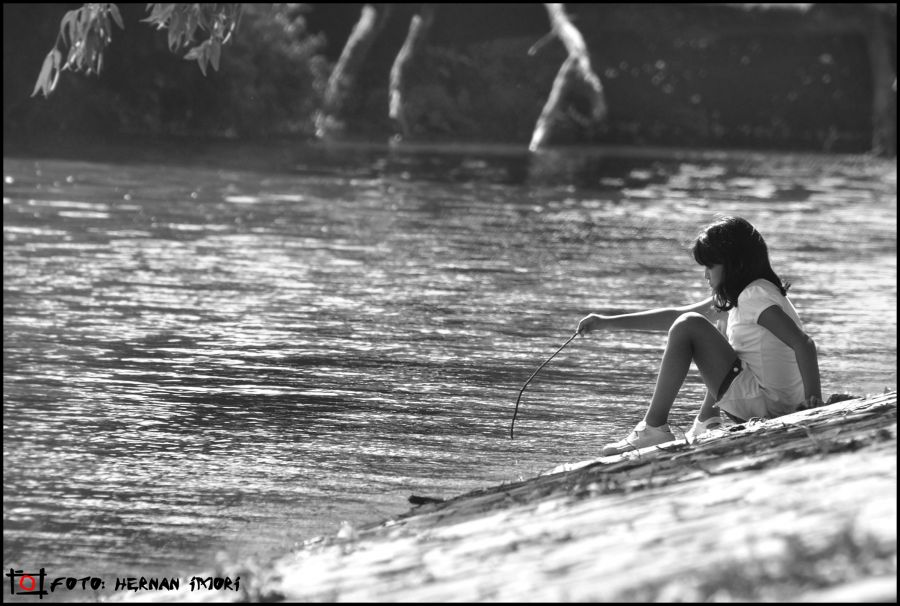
left=221, top=5, right=242, bottom=44
left=76, top=5, right=89, bottom=35
left=144, top=3, right=160, bottom=22
left=185, top=8, right=198, bottom=39
left=31, top=51, right=55, bottom=97
left=196, top=7, right=210, bottom=30
left=63, top=40, right=80, bottom=71
left=108, top=4, right=124, bottom=30
left=168, top=8, right=184, bottom=50
left=31, top=49, right=62, bottom=98
left=83, top=31, right=96, bottom=72
left=196, top=53, right=208, bottom=77
left=60, top=10, right=77, bottom=45
left=183, top=44, right=203, bottom=60
left=142, top=3, right=175, bottom=28
left=48, top=55, right=61, bottom=91
left=69, top=8, right=85, bottom=47
left=184, top=41, right=208, bottom=76
left=209, top=39, right=221, bottom=71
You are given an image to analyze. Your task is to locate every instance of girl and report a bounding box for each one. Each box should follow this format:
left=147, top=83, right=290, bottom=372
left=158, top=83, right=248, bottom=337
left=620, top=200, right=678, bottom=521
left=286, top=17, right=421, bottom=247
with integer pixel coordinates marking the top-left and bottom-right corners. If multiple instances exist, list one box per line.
left=577, top=216, right=822, bottom=456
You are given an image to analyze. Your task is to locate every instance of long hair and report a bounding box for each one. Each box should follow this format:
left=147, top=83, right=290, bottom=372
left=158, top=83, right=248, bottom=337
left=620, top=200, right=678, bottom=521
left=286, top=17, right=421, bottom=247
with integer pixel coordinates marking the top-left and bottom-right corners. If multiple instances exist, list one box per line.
left=691, top=216, right=789, bottom=311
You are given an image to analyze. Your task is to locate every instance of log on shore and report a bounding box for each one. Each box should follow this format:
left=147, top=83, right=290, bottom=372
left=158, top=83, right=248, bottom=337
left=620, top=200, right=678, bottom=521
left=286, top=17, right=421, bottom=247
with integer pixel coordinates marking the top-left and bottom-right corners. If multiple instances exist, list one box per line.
left=137, top=391, right=898, bottom=602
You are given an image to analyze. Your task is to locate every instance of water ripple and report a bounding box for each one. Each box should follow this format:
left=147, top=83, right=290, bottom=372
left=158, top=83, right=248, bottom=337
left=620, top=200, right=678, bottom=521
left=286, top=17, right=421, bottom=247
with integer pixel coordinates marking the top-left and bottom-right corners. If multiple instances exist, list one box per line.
left=3, top=149, right=896, bottom=582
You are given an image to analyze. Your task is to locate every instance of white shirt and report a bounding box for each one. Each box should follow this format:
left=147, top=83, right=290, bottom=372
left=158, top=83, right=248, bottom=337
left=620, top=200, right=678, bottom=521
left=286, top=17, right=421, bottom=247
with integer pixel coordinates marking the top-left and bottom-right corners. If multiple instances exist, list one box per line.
left=726, top=279, right=805, bottom=406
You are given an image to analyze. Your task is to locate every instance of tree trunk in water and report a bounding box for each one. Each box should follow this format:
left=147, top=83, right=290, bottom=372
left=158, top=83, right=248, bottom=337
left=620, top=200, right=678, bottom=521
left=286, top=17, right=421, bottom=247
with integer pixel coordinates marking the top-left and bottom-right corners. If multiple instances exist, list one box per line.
left=865, top=11, right=896, bottom=157
left=389, top=4, right=436, bottom=140
left=530, top=57, right=577, bottom=152
left=530, top=3, right=607, bottom=152
left=316, top=4, right=393, bottom=139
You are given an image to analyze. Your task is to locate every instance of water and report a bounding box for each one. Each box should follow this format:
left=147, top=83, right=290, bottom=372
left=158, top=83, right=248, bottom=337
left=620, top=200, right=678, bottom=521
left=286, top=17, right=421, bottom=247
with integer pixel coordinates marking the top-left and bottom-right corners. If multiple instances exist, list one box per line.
left=3, top=142, right=896, bottom=592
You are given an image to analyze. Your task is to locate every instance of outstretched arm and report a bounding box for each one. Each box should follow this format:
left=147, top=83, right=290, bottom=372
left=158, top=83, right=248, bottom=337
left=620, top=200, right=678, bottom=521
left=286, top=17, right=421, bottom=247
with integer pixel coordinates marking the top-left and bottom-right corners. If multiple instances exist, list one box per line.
left=577, top=296, right=720, bottom=335
left=757, top=305, right=823, bottom=406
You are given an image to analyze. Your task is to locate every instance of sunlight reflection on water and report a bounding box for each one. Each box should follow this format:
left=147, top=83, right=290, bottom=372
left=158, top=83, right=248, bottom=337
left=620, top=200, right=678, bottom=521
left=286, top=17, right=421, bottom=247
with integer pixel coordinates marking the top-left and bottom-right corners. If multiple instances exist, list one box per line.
left=3, top=145, right=896, bottom=585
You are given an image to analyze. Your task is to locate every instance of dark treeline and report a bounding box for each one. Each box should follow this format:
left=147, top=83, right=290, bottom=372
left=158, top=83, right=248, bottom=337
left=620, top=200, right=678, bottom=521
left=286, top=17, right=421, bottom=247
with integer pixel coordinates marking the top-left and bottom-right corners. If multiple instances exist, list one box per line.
left=3, top=3, right=896, bottom=155
left=4, top=4, right=326, bottom=141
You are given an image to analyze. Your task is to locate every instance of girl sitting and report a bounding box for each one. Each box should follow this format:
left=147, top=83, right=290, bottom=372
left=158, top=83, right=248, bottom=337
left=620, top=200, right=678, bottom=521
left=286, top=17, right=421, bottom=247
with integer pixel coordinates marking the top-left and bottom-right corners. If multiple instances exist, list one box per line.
left=577, top=216, right=823, bottom=456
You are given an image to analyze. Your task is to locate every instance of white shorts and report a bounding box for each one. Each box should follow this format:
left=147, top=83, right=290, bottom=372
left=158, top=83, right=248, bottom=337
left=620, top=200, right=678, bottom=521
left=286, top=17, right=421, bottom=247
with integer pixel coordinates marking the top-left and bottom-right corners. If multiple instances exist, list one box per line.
left=717, top=364, right=799, bottom=422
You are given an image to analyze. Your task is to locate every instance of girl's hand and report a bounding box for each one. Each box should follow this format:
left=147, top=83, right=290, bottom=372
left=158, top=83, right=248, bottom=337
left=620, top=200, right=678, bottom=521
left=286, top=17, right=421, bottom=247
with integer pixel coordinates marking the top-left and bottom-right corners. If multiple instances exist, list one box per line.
left=577, top=314, right=604, bottom=336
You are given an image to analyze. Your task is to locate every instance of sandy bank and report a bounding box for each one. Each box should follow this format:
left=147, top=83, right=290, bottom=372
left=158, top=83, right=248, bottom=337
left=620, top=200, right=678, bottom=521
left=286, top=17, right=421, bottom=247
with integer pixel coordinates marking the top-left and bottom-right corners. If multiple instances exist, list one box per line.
left=132, top=391, right=897, bottom=602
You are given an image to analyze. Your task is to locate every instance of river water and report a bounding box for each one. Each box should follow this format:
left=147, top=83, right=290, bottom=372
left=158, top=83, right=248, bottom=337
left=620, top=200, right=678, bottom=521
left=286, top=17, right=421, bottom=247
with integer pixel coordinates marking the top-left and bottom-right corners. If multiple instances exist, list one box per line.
left=3, top=142, right=896, bottom=591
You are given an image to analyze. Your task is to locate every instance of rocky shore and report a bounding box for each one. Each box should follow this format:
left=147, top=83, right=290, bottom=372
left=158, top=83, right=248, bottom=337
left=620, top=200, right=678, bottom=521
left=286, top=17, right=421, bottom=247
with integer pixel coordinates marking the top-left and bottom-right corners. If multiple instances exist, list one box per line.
left=137, top=390, right=897, bottom=602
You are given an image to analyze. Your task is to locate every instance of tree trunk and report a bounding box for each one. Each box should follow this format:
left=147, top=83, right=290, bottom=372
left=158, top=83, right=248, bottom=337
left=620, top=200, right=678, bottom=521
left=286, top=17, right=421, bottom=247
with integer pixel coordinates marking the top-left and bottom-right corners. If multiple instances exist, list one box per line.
left=865, top=10, right=896, bottom=157
left=530, top=57, right=577, bottom=152
left=530, top=3, right=607, bottom=152
left=315, top=4, right=393, bottom=139
left=389, top=4, right=436, bottom=140
left=717, top=3, right=896, bottom=157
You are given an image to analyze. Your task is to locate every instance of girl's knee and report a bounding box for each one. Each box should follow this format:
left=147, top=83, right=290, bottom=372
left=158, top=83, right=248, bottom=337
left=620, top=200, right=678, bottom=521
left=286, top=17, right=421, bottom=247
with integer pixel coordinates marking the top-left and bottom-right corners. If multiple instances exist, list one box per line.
left=669, top=312, right=708, bottom=336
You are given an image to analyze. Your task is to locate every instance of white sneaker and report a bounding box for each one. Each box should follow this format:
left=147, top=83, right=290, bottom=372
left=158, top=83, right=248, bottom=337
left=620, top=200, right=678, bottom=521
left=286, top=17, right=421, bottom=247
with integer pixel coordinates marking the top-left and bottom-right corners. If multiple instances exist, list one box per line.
left=601, top=421, right=675, bottom=456
left=685, top=415, right=724, bottom=442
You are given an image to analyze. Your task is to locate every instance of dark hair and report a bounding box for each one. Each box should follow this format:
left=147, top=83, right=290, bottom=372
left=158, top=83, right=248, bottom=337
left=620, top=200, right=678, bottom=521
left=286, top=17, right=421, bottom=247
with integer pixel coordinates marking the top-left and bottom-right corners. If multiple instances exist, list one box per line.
left=691, top=216, right=790, bottom=311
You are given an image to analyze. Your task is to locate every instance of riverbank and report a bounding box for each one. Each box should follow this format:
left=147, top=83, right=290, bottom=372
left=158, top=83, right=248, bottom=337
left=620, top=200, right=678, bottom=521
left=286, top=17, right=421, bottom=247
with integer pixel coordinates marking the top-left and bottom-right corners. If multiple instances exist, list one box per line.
left=132, top=390, right=896, bottom=602
left=7, top=6, right=893, bottom=154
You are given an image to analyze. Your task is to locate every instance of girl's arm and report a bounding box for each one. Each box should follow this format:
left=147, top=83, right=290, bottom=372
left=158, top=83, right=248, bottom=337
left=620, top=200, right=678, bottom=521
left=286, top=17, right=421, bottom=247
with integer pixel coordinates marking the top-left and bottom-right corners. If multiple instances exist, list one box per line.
left=578, top=296, right=720, bottom=334
left=757, top=305, right=823, bottom=406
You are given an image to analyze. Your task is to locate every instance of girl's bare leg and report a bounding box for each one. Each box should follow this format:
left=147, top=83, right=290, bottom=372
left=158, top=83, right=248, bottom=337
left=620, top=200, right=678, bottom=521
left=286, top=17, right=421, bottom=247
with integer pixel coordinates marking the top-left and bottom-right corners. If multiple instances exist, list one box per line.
left=697, top=389, right=720, bottom=422
left=643, top=312, right=737, bottom=427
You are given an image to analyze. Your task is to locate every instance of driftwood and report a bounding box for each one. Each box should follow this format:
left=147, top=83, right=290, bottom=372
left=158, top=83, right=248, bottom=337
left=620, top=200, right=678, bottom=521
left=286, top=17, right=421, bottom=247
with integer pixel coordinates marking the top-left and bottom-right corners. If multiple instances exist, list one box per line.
left=131, top=391, right=897, bottom=602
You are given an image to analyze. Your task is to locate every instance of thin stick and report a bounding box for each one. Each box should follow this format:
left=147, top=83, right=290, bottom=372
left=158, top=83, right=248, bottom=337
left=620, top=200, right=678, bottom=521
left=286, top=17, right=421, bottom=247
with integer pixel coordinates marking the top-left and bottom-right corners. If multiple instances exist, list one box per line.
left=510, top=331, right=579, bottom=439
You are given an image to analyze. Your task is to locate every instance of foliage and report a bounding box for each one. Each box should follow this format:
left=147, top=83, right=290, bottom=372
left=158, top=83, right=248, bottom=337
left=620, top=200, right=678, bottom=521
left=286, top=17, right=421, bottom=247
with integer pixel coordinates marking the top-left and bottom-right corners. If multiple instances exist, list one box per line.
left=13, top=4, right=328, bottom=139
left=207, top=4, right=329, bottom=137
left=143, top=3, right=242, bottom=76
left=32, top=4, right=124, bottom=98
left=33, top=3, right=242, bottom=98
left=109, top=3, right=328, bottom=138
left=10, top=3, right=891, bottom=152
